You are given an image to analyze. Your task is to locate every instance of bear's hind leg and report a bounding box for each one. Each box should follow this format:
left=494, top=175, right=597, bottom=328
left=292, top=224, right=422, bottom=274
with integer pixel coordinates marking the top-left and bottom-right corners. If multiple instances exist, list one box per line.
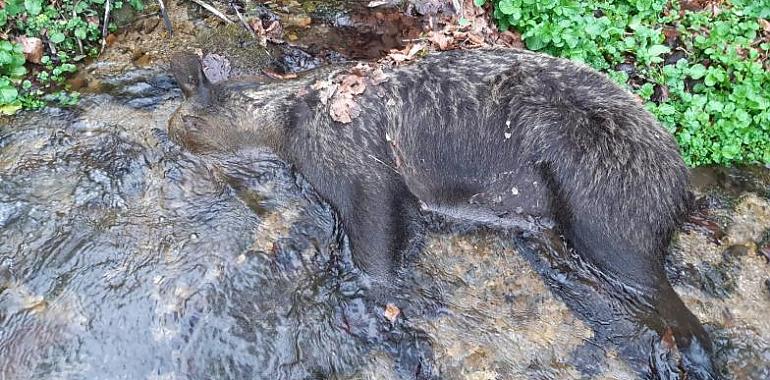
left=540, top=160, right=720, bottom=379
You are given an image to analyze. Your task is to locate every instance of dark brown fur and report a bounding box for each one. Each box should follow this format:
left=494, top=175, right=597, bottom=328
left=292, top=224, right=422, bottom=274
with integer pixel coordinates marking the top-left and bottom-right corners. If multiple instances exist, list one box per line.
left=169, top=48, right=719, bottom=379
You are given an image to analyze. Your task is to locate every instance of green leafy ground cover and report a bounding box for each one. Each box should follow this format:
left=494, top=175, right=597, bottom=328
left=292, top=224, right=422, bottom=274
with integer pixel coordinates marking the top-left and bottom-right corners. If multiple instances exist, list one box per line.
left=478, top=0, right=770, bottom=166
left=0, top=0, right=144, bottom=114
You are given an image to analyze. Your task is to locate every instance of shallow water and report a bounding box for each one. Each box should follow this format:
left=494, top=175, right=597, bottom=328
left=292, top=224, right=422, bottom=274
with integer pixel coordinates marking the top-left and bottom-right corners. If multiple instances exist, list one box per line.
left=1, top=1, right=769, bottom=379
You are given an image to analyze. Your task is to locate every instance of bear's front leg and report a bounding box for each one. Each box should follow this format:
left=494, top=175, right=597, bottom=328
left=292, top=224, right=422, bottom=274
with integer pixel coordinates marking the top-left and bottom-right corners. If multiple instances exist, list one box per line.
left=330, top=178, right=423, bottom=293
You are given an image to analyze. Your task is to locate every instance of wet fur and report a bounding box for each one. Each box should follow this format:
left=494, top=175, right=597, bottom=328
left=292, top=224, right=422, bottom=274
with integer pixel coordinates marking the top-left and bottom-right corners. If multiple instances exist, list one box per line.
left=169, top=48, right=718, bottom=379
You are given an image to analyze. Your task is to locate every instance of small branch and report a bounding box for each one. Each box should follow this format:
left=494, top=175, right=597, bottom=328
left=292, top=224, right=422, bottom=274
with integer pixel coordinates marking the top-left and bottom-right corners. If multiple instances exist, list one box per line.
left=101, top=0, right=111, bottom=53
left=230, top=1, right=256, bottom=38
left=157, top=0, right=174, bottom=37
left=188, top=0, right=234, bottom=24
left=72, top=4, right=84, bottom=55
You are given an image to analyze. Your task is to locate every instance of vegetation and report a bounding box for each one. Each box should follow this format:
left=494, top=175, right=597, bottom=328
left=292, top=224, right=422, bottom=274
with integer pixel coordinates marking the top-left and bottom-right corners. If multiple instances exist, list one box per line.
left=0, top=0, right=144, bottom=114
left=477, top=0, right=770, bottom=166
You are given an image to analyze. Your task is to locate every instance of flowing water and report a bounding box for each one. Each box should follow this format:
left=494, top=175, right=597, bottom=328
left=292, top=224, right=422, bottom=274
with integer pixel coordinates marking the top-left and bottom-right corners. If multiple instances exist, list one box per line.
left=1, top=1, right=769, bottom=379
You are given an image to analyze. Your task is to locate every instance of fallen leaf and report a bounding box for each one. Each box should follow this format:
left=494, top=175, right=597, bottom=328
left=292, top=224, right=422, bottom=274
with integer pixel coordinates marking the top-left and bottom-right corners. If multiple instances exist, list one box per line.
left=339, top=74, right=366, bottom=95
left=387, top=52, right=410, bottom=63
left=312, top=79, right=338, bottom=105
left=264, top=20, right=283, bottom=42
left=284, top=15, right=312, bottom=28
left=330, top=93, right=360, bottom=124
left=496, top=30, right=523, bottom=48
left=201, top=53, right=231, bottom=83
left=760, top=19, right=770, bottom=33
left=428, top=31, right=453, bottom=50
left=248, top=19, right=268, bottom=46
left=369, top=68, right=388, bottom=84
left=262, top=69, right=298, bottom=80
left=383, top=303, right=400, bottom=322
left=15, top=36, right=43, bottom=64
left=466, top=32, right=485, bottom=45
left=104, top=33, right=118, bottom=47
left=660, top=327, right=677, bottom=350
left=407, top=43, right=425, bottom=58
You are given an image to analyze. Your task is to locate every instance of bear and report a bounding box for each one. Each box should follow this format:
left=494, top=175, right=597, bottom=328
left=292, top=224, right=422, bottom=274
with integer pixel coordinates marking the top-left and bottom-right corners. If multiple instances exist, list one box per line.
left=168, top=48, right=719, bottom=379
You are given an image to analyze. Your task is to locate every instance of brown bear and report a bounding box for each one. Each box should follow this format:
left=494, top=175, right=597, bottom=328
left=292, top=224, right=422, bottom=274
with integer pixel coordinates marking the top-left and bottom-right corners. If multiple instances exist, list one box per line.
left=169, top=48, right=719, bottom=379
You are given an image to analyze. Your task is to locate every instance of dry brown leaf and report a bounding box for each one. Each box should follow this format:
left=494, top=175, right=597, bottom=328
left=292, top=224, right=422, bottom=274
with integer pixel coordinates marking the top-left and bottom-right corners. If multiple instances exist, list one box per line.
left=351, top=62, right=374, bottom=76
left=387, top=52, right=410, bottom=62
left=496, top=30, right=524, bottom=48
left=407, top=43, right=425, bottom=58
left=311, top=79, right=338, bottom=105
left=383, top=303, right=400, bottom=322
left=466, top=32, right=485, bottom=45
left=660, top=327, right=677, bottom=350
left=369, top=68, right=388, bottom=85
left=428, top=31, right=453, bottom=50
left=330, top=93, right=360, bottom=124
left=386, top=43, right=426, bottom=63
left=262, top=69, right=298, bottom=80
left=15, top=36, right=43, bottom=64
left=760, top=19, right=770, bottom=33
left=264, top=20, right=283, bottom=42
left=339, top=74, right=366, bottom=95
left=248, top=19, right=268, bottom=46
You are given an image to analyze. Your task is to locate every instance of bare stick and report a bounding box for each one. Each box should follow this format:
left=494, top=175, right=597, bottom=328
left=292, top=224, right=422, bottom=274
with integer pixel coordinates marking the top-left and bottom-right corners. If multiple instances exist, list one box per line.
left=100, top=0, right=111, bottom=53
left=230, top=1, right=256, bottom=37
left=72, top=6, right=84, bottom=55
left=157, top=0, right=174, bottom=37
left=188, top=0, right=234, bottom=24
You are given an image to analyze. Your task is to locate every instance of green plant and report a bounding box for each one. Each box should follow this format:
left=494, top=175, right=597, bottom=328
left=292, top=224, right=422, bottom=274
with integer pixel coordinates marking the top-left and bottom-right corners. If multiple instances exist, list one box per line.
left=0, top=0, right=145, bottom=114
left=477, top=0, right=770, bottom=166
left=0, top=39, right=27, bottom=113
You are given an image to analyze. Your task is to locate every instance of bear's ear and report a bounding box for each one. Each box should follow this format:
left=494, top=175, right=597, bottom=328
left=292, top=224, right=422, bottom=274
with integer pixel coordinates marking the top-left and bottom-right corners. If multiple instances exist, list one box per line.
left=170, top=52, right=210, bottom=100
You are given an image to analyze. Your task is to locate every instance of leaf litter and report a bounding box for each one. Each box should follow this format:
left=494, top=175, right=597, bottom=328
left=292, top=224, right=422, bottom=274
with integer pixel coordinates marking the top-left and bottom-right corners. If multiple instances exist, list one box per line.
left=312, top=0, right=524, bottom=124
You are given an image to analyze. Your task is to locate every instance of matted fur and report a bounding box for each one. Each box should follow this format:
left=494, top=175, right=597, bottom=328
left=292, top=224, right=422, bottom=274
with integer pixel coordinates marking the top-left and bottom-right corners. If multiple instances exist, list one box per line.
left=169, top=48, right=718, bottom=379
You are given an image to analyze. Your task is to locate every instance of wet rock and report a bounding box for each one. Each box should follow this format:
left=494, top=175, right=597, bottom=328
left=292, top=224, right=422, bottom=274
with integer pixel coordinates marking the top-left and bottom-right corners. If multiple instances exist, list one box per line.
left=765, top=279, right=770, bottom=298
left=760, top=244, right=770, bottom=263
left=275, top=46, right=321, bottom=73
left=119, top=81, right=156, bottom=97
left=664, top=50, right=688, bottom=66
left=196, top=24, right=274, bottom=77
left=698, top=262, right=736, bottom=299
left=410, top=0, right=453, bottom=16
left=0, top=258, right=14, bottom=289
left=0, top=201, right=26, bottom=228
left=722, top=244, right=752, bottom=262
left=201, top=53, right=232, bottom=83
left=616, top=62, right=636, bottom=77
left=652, top=84, right=669, bottom=103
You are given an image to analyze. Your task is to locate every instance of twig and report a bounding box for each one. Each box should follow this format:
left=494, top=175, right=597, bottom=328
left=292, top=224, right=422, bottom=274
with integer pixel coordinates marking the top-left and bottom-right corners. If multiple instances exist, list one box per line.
left=188, top=0, right=234, bottom=24
left=72, top=4, right=84, bottom=55
left=157, top=0, right=174, bottom=37
left=100, top=0, right=111, bottom=53
left=230, top=1, right=256, bottom=38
